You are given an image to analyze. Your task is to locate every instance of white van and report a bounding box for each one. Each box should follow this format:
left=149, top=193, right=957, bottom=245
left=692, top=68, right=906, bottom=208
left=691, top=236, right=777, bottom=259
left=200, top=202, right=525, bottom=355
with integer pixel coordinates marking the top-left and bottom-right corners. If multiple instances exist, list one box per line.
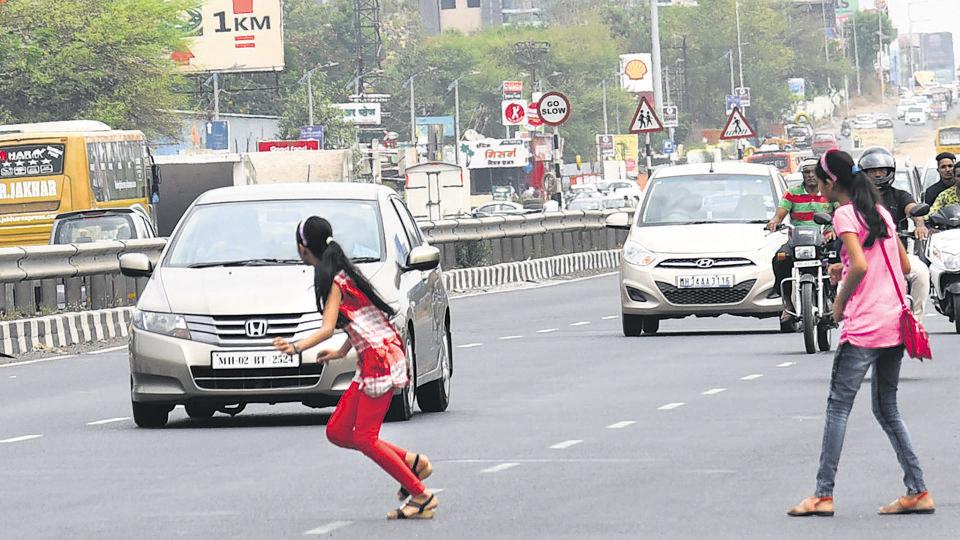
left=404, top=161, right=468, bottom=221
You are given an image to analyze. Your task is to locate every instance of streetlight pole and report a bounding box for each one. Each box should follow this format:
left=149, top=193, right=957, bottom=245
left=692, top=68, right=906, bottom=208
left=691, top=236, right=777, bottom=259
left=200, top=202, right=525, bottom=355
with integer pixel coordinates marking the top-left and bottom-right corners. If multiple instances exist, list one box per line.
left=649, top=0, right=664, bottom=169
left=408, top=75, right=417, bottom=143
left=727, top=50, right=735, bottom=96
left=878, top=14, right=885, bottom=103
left=734, top=0, right=745, bottom=90
left=602, top=77, right=609, bottom=135
left=852, top=14, right=862, bottom=95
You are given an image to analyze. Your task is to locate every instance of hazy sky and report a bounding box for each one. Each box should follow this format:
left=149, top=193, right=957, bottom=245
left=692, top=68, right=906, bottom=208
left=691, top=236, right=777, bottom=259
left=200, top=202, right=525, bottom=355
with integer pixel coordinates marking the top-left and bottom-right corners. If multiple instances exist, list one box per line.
left=883, top=0, right=953, bottom=35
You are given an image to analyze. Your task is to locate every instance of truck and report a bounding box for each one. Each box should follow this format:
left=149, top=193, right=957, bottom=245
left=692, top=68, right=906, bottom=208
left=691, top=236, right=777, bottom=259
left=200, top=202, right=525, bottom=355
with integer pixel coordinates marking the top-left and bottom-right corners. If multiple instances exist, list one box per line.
left=403, top=161, right=469, bottom=221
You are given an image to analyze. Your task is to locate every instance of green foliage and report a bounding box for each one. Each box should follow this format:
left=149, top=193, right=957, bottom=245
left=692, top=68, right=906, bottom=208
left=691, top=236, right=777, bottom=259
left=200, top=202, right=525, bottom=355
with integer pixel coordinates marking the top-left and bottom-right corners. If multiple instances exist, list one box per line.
left=0, top=0, right=197, bottom=138
left=844, top=11, right=897, bottom=78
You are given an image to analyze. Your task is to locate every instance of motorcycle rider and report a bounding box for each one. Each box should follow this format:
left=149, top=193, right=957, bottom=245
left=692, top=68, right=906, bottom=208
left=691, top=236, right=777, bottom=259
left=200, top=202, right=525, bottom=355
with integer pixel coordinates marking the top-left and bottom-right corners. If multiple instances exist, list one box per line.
left=767, top=157, right=837, bottom=322
left=923, top=152, right=955, bottom=206
left=930, top=160, right=960, bottom=215
left=848, top=147, right=930, bottom=319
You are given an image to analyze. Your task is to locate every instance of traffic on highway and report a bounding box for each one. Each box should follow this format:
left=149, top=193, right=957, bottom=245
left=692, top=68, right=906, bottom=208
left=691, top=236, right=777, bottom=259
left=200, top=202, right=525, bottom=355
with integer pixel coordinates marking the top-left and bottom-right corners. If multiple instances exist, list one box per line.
left=4, top=0, right=960, bottom=538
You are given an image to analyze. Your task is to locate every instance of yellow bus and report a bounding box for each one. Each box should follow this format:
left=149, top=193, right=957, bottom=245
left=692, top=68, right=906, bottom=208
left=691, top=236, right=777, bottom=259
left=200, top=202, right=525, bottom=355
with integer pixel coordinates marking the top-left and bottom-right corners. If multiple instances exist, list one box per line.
left=0, top=121, right=158, bottom=246
left=935, top=125, right=960, bottom=156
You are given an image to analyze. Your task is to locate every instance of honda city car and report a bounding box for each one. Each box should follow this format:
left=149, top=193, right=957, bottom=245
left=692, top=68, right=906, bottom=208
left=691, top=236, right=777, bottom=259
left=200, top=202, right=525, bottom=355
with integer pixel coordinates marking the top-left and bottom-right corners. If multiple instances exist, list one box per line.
left=121, top=183, right=453, bottom=427
left=606, top=162, right=787, bottom=336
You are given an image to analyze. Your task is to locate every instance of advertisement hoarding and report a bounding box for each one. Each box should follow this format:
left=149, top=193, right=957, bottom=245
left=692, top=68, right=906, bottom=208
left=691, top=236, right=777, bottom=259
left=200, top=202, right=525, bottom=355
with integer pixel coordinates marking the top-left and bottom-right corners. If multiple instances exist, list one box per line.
left=257, top=140, right=320, bottom=152
left=173, top=0, right=285, bottom=73
left=333, top=103, right=382, bottom=125
left=619, top=54, right=654, bottom=93
left=462, top=139, right=530, bottom=169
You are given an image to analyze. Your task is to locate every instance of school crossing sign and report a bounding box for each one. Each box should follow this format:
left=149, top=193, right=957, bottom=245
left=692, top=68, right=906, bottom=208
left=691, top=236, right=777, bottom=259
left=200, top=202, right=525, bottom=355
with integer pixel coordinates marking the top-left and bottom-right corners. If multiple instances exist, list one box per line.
left=628, top=96, right=663, bottom=134
left=720, top=107, right=756, bottom=140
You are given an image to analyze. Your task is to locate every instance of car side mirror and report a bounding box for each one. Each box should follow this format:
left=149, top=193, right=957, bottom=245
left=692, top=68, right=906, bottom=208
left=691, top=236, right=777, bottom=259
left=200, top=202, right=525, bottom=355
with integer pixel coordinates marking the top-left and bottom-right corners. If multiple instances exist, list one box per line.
left=406, top=245, right=440, bottom=272
left=813, top=212, right=834, bottom=226
left=120, top=252, right=153, bottom=278
left=605, top=212, right=632, bottom=230
left=909, top=203, right=930, bottom=218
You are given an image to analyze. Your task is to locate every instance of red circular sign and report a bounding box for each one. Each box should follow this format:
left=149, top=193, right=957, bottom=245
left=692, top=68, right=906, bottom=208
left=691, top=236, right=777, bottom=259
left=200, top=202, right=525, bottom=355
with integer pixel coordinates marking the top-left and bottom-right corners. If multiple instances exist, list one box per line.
left=504, top=102, right=526, bottom=124
left=528, top=102, right=543, bottom=127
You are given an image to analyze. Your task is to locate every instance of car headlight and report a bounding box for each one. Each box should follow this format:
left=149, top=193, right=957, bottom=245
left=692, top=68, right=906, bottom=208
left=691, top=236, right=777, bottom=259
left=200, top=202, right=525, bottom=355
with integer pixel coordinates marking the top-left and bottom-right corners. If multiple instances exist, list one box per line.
left=794, top=246, right=816, bottom=260
left=623, top=241, right=657, bottom=267
left=132, top=309, right=191, bottom=339
left=932, top=248, right=960, bottom=271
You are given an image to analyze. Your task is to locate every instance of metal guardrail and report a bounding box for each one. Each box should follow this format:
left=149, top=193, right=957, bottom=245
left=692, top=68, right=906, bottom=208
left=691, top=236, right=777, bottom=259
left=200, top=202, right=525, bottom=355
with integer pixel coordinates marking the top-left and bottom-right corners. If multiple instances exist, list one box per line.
left=0, top=211, right=631, bottom=317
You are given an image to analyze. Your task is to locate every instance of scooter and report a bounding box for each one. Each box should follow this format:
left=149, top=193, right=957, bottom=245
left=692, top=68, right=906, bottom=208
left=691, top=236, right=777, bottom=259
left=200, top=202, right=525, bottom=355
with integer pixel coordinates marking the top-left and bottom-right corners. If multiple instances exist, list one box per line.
left=779, top=219, right=839, bottom=354
left=926, top=204, right=960, bottom=333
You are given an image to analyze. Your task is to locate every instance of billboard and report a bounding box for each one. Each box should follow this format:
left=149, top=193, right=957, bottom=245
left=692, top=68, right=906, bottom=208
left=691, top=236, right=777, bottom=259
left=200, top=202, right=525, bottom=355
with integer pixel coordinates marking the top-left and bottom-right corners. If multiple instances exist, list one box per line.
left=612, top=135, right=639, bottom=176
left=620, top=54, right=654, bottom=93
left=333, top=103, right=382, bottom=125
left=173, top=0, right=285, bottom=73
left=919, top=32, right=956, bottom=85
left=257, top=140, right=321, bottom=152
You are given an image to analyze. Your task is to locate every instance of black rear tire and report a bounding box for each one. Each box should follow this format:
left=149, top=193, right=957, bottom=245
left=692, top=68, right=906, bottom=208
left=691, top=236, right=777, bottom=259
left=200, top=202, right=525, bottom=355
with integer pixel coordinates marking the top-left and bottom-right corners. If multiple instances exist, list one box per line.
left=417, top=324, right=451, bottom=413
left=185, top=403, right=216, bottom=419
left=622, top=313, right=643, bottom=337
left=642, top=317, right=660, bottom=335
left=817, top=323, right=832, bottom=352
left=801, top=282, right=817, bottom=354
left=954, top=295, right=960, bottom=335
left=132, top=401, right=169, bottom=428
left=386, top=331, right=416, bottom=422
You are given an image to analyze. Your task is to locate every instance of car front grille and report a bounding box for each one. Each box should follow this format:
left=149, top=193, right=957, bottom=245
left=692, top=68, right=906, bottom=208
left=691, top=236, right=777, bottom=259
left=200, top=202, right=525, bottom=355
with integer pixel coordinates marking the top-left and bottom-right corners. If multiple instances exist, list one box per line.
left=185, top=313, right=322, bottom=347
left=656, top=279, right=757, bottom=305
left=190, top=364, right=324, bottom=390
left=657, top=257, right=755, bottom=269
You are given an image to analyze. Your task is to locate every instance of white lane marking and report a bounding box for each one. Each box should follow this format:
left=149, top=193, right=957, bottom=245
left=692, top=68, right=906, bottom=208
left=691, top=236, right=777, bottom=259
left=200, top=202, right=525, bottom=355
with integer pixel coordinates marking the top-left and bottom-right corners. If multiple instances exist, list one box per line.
left=602, top=315, right=618, bottom=320
left=536, top=328, right=559, bottom=334
left=86, top=417, right=130, bottom=426
left=446, top=458, right=658, bottom=464
left=701, top=388, right=727, bottom=396
left=606, top=421, right=636, bottom=429
left=658, top=402, right=686, bottom=410
left=741, top=374, right=764, bottom=381
left=570, top=321, right=591, bottom=327
left=8, top=375, right=16, bottom=379
left=0, top=434, right=43, bottom=444
left=481, top=462, right=519, bottom=473
left=87, top=346, right=127, bottom=355
left=549, top=439, right=583, bottom=450
left=457, top=343, right=483, bottom=349
left=776, top=362, right=795, bottom=368
left=0, top=355, right=77, bottom=369
left=499, top=335, right=523, bottom=341
left=451, top=271, right=618, bottom=299
left=431, top=488, right=445, bottom=494
left=304, top=521, right=353, bottom=536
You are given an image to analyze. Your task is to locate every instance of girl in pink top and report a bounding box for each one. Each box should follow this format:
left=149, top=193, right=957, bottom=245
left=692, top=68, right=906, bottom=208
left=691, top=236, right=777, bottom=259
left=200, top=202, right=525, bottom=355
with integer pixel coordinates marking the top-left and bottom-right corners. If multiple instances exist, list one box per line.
left=788, top=149, right=934, bottom=518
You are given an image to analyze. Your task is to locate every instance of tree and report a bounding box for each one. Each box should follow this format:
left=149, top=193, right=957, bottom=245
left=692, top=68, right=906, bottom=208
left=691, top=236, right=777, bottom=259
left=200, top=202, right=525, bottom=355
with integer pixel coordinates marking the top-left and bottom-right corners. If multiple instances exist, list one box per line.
left=844, top=10, right=897, bottom=80
left=0, top=0, right=197, bottom=138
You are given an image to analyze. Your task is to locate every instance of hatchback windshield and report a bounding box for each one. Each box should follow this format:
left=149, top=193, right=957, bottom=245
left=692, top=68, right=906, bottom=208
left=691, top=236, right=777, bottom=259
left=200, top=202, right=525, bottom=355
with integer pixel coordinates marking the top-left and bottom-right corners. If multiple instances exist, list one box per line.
left=165, top=199, right=384, bottom=267
left=640, top=174, right=776, bottom=225
left=54, top=214, right=135, bottom=243
left=894, top=171, right=915, bottom=197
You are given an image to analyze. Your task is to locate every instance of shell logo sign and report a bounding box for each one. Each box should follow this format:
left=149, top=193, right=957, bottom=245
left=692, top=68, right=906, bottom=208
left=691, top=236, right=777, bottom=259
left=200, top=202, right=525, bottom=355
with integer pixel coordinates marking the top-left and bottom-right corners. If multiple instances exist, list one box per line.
left=620, top=53, right=654, bottom=94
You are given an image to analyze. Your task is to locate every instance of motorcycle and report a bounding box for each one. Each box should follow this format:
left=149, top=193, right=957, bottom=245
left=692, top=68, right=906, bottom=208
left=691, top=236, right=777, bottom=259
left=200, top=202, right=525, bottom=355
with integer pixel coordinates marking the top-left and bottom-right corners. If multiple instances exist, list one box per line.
left=926, top=204, right=960, bottom=333
left=779, top=219, right=839, bottom=354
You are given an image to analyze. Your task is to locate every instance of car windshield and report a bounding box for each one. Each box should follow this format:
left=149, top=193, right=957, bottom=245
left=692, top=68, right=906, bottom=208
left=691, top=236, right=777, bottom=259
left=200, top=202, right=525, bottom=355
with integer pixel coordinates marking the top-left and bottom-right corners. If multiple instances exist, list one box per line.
left=165, top=199, right=384, bottom=268
left=640, top=174, right=776, bottom=225
left=894, top=171, right=915, bottom=197
left=814, top=134, right=834, bottom=142
left=939, top=128, right=960, bottom=146
left=568, top=198, right=603, bottom=211
left=54, top=214, right=135, bottom=244
left=909, top=107, right=923, bottom=113
left=787, top=127, right=808, bottom=137
left=923, top=167, right=942, bottom=190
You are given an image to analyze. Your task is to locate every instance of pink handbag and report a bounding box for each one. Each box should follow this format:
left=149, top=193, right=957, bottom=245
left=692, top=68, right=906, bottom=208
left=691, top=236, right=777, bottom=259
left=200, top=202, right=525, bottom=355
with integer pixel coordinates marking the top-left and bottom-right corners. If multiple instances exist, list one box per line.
left=878, top=239, right=933, bottom=361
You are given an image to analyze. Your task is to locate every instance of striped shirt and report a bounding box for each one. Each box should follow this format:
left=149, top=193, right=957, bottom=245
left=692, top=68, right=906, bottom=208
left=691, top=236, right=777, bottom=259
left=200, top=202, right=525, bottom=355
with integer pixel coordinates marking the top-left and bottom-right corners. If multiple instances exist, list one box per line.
left=778, top=186, right=835, bottom=227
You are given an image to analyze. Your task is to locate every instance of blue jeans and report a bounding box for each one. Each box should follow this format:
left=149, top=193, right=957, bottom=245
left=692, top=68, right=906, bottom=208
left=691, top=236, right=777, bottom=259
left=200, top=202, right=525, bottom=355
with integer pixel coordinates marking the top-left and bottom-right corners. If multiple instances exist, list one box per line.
left=815, top=343, right=927, bottom=497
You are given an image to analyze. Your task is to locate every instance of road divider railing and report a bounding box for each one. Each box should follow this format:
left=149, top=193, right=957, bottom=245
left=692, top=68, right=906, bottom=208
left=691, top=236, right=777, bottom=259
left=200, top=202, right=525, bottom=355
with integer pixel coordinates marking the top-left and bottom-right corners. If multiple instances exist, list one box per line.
left=0, top=210, right=632, bottom=320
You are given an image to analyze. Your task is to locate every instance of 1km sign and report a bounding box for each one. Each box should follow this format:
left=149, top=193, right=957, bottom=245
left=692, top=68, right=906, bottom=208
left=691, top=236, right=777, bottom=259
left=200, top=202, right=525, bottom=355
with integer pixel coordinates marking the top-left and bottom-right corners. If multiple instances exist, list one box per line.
left=537, top=92, right=571, bottom=126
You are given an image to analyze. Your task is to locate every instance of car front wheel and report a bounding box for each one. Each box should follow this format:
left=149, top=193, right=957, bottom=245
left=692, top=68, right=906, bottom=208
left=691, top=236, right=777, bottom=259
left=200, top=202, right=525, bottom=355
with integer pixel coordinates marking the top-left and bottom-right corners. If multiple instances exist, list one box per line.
left=417, top=324, right=452, bottom=413
left=386, top=330, right=417, bottom=422
left=623, top=313, right=643, bottom=337
left=132, top=401, right=170, bottom=428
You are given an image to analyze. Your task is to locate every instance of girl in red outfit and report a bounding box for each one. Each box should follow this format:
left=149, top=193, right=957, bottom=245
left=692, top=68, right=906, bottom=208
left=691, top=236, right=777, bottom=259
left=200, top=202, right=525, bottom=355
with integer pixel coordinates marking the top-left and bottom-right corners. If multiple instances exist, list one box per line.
left=274, top=216, right=439, bottom=520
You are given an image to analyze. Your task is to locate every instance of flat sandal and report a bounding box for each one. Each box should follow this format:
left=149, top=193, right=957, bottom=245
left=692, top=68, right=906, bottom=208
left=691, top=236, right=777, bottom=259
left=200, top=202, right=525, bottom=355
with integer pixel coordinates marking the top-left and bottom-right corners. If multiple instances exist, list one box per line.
left=388, top=494, right=438, bottom=520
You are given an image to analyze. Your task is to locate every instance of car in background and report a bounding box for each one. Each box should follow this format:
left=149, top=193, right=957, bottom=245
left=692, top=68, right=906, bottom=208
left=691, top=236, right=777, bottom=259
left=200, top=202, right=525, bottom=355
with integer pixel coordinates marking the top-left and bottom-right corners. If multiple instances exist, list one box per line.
left=604, top=161, right=787, bottom=336
left=603, top=195, right=636, bottom=210
left=914, top=95, right=932, bottom=115
left=876, top=113, right=894, bottom=129
left=569, top=183, right=600, bottom=197
left=122, top=183, right=453, bottom=427
left=567, top=196, right=604, bottom=212
left=50, top=207, right=156, bottom=244
left=598, top=181, right=635, bottom=195
left=786, top=124, right=814, bottom=149
left=895, top=164, right=923, bottom=202
left=897, top=98, right=916, bottom=119
left=905, top=106, right=927, bottom=126
left=471, top=201, right=531, bottom=218
left=811, top=132, right=838, bottom=156
left=919, top=158, right=942, bottom=195
left=853, top=113, right=878, bottom=129
left=785, top=172, right=803, bottom=189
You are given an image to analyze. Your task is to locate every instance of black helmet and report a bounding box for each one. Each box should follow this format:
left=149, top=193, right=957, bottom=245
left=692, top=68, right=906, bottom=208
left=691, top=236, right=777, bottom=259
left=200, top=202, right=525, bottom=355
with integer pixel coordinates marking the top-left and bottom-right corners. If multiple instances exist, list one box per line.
left=858, top=146, right=896, bottom=188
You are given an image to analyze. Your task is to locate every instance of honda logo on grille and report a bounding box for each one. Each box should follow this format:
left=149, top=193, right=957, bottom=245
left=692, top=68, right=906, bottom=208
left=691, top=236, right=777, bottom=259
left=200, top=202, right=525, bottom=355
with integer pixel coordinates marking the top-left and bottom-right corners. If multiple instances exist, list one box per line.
left=245, top=319, right=269, bottom=338
left=696, top=258, right=716, bottom=268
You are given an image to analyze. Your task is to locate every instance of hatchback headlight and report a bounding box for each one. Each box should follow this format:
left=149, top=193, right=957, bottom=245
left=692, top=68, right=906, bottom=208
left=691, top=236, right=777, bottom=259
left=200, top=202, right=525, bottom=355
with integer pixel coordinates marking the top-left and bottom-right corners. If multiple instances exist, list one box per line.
left=132, top=309, right=191, bottom=339
left=623, top=241, right=657, bottom=267
left=794, top=246, right=816, bottom=260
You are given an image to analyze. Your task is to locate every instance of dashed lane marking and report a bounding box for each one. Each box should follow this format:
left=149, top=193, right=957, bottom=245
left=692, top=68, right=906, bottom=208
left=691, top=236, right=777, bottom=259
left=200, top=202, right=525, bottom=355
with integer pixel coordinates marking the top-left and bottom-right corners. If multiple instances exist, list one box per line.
left=0, top=434, right=43, bottom=444
left=602, top=316, right=618, bottom=320
left=776, top=362, right=795, bottom=368
left=304, top=521, right=353, bottom=536
left=536, top=328, right=559, bottom=334
left=481, top=463, right=519, bottom=473
left=86, top=417, right=130, bottom=426
left=701, top=388, right=726, bottom=396
left=457, top=343, right=483, bottom=349
left=606, top=421, right=636, bottom=429
left=87, top=346, right=127, bottom=355
left=570, top=321, right=591, bottom=327
left=499, top=335, right=523, bottom=341
left=550, top=440, right=583, bottom=450
left=741, top=374, right=764, bottom=381
left=658, top=402, right=686, bottom=410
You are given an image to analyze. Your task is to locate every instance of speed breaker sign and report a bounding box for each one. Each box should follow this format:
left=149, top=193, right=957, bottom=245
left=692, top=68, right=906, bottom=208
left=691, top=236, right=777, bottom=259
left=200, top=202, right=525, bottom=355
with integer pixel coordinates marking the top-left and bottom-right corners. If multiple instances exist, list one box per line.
left=537, top=92, right=571, bottom=126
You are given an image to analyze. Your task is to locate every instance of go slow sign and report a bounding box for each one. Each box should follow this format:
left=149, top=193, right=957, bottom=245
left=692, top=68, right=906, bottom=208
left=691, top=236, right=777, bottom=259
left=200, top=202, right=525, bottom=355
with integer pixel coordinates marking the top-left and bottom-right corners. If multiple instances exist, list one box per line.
left=537, top=92, right=571, bottom=127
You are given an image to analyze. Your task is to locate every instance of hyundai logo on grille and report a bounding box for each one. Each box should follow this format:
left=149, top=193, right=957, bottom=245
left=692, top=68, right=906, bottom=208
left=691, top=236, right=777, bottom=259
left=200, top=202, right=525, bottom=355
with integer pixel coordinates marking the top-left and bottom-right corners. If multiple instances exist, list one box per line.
left=696, top=258, right=715, bottom=269
left=245, top=319, right=269, bottom=338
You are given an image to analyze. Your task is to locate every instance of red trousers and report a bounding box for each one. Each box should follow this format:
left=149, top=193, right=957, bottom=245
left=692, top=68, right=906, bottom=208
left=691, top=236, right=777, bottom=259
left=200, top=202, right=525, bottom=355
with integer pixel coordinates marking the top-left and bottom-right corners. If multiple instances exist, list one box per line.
left=326, top=382, right=425, bottom=496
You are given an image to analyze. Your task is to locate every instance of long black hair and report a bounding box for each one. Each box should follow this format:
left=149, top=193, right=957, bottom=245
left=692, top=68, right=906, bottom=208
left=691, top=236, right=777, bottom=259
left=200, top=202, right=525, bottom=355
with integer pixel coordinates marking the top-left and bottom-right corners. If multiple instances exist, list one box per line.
left=297, top=216, right=396, bottom=325
left=816, top=148, right=889, bottom=248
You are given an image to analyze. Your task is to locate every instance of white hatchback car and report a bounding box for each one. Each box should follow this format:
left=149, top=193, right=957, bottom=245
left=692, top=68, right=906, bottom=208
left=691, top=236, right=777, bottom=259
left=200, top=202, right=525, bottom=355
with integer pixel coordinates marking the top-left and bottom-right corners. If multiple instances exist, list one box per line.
left=905, top=107, right=927, bottom=126
left=606, top=162, right=788, bottom=335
